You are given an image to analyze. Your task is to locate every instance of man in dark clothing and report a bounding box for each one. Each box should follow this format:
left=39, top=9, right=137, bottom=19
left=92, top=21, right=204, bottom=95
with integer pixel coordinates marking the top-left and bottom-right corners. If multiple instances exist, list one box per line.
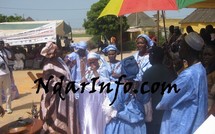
left=143, top=46, right=176, bottom=134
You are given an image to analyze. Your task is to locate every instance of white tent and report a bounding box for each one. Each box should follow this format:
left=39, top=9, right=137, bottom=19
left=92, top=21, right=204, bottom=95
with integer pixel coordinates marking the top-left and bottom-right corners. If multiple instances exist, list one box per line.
left=0, top=20, right=71, bottom=46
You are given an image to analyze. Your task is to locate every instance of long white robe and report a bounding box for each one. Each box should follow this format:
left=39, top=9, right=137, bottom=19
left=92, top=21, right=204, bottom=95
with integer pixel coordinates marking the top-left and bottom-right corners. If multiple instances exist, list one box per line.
left=78, top=66, right=109, bottom=134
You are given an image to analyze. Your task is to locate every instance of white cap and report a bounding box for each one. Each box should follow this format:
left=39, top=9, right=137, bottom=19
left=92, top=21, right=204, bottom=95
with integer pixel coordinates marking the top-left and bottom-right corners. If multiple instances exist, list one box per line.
left=185, top=32, right=204, bottom=51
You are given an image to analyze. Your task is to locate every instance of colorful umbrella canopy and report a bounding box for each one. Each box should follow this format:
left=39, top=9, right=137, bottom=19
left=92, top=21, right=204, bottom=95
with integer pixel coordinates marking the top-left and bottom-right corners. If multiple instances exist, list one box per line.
left=98, top=0, right=205, bottom=18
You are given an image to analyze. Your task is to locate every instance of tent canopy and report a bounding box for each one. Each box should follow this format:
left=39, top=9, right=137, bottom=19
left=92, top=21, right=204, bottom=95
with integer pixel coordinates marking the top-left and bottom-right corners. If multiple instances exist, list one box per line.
left=0, top=20, right=71, bottom=37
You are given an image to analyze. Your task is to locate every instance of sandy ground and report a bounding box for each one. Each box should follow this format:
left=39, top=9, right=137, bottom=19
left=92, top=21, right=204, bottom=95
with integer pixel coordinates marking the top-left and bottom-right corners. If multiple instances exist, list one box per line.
left=0, top=37, right=137, bottom=128
left=0, top=70, right=43, bottom=127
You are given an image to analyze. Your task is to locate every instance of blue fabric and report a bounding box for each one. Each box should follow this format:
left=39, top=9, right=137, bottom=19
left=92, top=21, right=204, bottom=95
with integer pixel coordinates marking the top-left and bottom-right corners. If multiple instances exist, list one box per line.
left=66, top=52, right=77, bottom=61
left=66, top=52, right=83, bottom=82
left=105, top=83, right=150, bottom=134
left=133, top=52, right=152, bottom=81
left=156, top=63, right=208, bottom=134
left=107, top=61, right=121, bottom=82
left=121, top=56, right=139, bottom=80
left=102, top=44, right=119, bottom=53
left=70, top=41, right=87, bottom=50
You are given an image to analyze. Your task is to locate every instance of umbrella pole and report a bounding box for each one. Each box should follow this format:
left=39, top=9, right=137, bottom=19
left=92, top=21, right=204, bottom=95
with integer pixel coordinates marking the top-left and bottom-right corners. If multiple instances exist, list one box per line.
left=162, top=10, right=167, bottom=43
left=157, top=11, right=160, bottom=45
left=120, top=16, right=123, bottom=60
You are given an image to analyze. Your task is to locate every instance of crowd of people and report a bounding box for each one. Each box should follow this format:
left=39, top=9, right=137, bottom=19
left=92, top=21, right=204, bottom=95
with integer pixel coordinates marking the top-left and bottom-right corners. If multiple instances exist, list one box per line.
left=0, top=24, right=214, bottom=134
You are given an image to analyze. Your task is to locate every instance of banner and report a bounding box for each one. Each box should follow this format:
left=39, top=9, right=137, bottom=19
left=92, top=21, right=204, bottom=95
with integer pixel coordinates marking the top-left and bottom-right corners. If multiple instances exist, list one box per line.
left=1, top=22, right=56, bottom=46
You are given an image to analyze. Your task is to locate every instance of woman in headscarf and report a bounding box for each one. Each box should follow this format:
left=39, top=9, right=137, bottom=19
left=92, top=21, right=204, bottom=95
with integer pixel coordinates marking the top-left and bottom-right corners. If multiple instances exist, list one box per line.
left=102, top=44, right=121, bottom=81
left=78, top=52, right=109, bottom=134
left=133, top=34, right=153, bottom=128
left=133, top=34, right=153, bottom=82
left=103, top=56, right=151, bottom=134
left=40, top=41, right=79, bottom=134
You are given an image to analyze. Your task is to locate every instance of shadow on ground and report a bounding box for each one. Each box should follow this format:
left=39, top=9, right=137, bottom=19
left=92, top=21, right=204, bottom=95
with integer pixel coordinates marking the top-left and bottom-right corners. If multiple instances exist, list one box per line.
left=13, top=102, right=40, bottom=111
left=18, top=92, right=32, bottom=99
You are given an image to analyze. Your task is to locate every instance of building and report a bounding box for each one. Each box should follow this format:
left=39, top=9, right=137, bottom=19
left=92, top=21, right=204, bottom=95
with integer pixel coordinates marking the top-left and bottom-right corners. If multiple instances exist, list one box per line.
left=179, top=9, right=215, bottom=33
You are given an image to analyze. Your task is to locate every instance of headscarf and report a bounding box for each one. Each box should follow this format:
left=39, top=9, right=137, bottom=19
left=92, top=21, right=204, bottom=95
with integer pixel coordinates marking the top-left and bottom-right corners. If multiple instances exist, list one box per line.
left=121, top=56, right=139, bottom=80
left=137, top=34, right=154, bottom=47
left=40, top=41, right=58, bottom=58
left=87, top=52, right=108, bottom=69
left=102, top=44, right=119, bottom=53
left=87, top=52, right=100, bottom=60
left=65, top=52, right=77, bottom=61
left=70, top=41, right=87, bottom=50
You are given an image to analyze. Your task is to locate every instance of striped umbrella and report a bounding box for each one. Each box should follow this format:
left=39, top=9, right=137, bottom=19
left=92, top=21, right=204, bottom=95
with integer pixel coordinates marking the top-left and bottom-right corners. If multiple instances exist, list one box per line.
left=99, top=0, right=205, bottom=18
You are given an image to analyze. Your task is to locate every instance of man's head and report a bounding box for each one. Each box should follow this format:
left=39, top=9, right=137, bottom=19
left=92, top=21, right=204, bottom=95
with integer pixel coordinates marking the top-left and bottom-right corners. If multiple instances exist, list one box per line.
left=174, top=26, right=181, bottom=35
left=186, top=26, right=194, bottom=33
left=179, top=32, right=204, bottom=61
left=110, top=36, right=116, bottom=44
left=203, top=44, right=215, bottom=67
left=70, top=41, right=87, bottom=57
left=149, top=46, right=164, bottom=65
left=169, top=25, right=174, bottom=33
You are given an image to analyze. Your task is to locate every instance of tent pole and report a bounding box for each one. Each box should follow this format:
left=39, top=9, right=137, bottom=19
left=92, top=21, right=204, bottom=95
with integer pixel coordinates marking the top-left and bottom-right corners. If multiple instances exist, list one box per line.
left=157, top=10, right=160, bottom=45
left=162, top=10, right=167, bottom=43
left=120, top=16, right=123, bottom=60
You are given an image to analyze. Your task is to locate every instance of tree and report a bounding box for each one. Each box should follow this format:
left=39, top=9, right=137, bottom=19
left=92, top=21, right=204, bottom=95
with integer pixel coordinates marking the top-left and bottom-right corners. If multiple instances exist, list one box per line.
left=83, top=0, right=129, bottom=42
left=0, top=14, right=24, bottom=22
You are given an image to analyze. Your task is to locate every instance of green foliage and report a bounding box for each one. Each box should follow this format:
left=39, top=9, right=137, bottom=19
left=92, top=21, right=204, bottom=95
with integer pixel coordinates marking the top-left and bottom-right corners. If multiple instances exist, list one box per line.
left=0, top=14, right=24, bottom=22
left=122, top=40, right=136, bottom=51
left=87, top=35, right=101, bottom=50
left=83, top=0, right=129, bottom=43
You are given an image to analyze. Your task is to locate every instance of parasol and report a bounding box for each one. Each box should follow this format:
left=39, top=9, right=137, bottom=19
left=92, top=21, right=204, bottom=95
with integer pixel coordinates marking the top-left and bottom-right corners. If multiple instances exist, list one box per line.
left=98, top=0, right=205, bottom=18
left=98, top=0, right=205, bottom=59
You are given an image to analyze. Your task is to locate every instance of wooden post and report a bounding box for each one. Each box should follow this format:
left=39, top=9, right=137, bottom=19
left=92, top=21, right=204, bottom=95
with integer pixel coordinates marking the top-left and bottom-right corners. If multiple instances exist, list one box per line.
left=162, top=10, right=167, bottom=43
left=157, top=11, right=160, bottom=45
left=120, top=16, right=123, bottom=60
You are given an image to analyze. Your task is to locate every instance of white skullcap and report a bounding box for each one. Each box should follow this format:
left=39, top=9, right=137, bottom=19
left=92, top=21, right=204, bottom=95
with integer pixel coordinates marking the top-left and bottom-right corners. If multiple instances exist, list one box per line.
left=185, top=32, right=204, bottom=51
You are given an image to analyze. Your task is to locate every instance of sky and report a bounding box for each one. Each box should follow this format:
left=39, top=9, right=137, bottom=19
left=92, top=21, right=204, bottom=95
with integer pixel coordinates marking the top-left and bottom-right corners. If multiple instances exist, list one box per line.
left=0, top=0, right=196, bottom=28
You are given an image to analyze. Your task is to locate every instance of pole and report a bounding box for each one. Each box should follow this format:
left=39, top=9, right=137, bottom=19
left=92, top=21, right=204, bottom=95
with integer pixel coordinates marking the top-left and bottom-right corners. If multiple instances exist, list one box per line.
left=162, top=11, right=167, bottom=43
left=135, top=13, right=137, bottom=27
left=157, top=11, right=160, bottom=45
left=120, top=16, right=123, bottom=60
